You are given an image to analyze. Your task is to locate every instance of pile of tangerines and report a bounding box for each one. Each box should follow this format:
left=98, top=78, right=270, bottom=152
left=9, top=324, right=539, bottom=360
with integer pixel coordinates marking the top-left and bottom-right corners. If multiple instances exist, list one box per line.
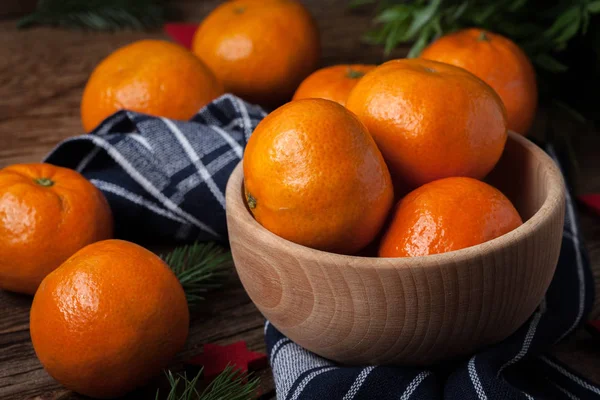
left=0, top=0, right=539, bottom=398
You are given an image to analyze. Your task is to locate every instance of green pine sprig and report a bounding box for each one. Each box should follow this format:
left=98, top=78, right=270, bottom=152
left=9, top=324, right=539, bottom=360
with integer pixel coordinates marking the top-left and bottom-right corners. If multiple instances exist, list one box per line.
left=18, top=0, right=165, bottom=31
left=163, top=242, right=233, bottom=308
left=353, top=0, right=600, bottom=72
left=158, top=366, right=260, bottom=400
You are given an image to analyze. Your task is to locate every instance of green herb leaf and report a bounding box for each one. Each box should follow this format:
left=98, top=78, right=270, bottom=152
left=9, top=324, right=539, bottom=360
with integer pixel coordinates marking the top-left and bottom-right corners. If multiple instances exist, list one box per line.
left=355, top=0, right=595, bottom=71
left=375, top=5, right=410, bottom=24
left=384, top=22, right=402, bottom=55
left=535, top=53, right=569, bottom=72
left=407, top=29, right=431, bottom=58
left=402, top=0, right=441, bottom=41
left=588, top=1, right=600, bottom=13
left=350, top=0, right=598, bottom=123
left=543, top=6, right=580, bottom=42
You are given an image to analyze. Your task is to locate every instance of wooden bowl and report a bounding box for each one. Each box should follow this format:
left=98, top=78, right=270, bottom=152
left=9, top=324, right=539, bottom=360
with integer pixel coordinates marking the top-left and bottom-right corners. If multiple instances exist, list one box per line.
left=226, top=131, right=566, bottom=365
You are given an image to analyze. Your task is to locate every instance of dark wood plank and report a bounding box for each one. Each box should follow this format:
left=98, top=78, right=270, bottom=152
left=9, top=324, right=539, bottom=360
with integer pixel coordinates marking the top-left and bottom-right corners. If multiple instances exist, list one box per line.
left=0, top=0, right=36, bottom=18
left=0, top=1, right=598, bottom=398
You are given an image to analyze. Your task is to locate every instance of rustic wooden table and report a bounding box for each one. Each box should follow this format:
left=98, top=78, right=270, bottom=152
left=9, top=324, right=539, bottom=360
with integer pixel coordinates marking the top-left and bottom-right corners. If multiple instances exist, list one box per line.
left=1, top=1, right=599, bottom=399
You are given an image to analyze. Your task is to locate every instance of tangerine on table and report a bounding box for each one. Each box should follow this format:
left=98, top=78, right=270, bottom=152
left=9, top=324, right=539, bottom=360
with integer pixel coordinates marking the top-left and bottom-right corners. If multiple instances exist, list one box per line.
left=421, top=28, right=538, bottom=135
left=293, top=64, right=376, bottom=106
left=243, top=98, right=394, bottom=255
left=81, top=39, right=223, bottom=132
left=30, top=239, right=189, bottom=399
left=192, top=0, right=320, bottom=108
left=379, top=177, right=523, bottom=258
left=0, top=163, right=113, bottom=295
left=346, top=58, right=508, bottom=192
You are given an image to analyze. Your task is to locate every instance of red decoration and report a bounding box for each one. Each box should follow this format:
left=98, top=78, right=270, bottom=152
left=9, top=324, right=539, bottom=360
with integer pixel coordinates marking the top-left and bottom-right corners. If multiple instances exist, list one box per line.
left=186, top=341, right=268, bottom=382
left=164, top=23, right=198, bottom=49
left=578, top=194, right=600, bottom=216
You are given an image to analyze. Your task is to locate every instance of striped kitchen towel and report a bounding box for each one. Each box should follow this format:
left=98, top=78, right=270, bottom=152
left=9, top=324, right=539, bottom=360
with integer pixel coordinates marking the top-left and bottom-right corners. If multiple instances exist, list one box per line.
left=44, top=95, right=598, bottom=399
left=45, top=94, right=265, bottom=243
left=265, top=143, right=599, bottom=400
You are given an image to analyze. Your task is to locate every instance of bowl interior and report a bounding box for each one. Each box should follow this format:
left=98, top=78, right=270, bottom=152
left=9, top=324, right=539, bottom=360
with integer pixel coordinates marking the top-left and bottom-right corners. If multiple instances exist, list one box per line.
left=233, top=131, right=563, bottom=261
left=485, top=134, right=553, bottom=223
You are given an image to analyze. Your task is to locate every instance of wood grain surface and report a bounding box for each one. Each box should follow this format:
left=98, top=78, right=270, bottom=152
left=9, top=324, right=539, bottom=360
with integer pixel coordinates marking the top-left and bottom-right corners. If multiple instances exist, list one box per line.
left=0, top=0, right=36, bottom=18
left=0, top=0, right=599, bottom=398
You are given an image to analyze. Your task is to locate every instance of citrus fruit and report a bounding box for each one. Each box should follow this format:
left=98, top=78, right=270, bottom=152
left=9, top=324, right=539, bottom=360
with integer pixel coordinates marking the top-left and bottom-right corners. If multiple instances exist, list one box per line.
left=243, top=99, right=393, bottom=254
left=346, top=58, right=507, bottom=192
left=81, top=39, right=223, bottom=132
left=30, top=239, right=189, bottom=399
left=0, top=163, right=113, bottom=295
left=192, top=0, right=320, bottom=107
left=421, top=28, right=537, bottom=135
left=379, top=177, right=523, bottom=257
left=292, top=64, right=376, bottom=106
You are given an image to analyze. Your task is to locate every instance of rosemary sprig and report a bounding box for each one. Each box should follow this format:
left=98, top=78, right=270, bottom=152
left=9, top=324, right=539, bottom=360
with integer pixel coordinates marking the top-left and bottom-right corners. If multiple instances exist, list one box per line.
left=163, top=242, right=233, bottom=308
left=158, top=366, right=260, bottom=400
left=18, top=0, right=165, bottom=31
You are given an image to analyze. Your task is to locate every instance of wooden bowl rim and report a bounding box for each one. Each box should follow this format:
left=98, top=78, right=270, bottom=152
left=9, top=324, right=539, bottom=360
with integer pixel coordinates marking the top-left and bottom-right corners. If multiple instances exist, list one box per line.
left=227, top=131, right=566, bottom=269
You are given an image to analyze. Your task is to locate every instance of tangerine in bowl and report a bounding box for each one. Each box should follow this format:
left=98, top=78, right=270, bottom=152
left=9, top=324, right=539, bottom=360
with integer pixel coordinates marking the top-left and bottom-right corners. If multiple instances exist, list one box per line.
left=225, top=130, right=565, bottom=365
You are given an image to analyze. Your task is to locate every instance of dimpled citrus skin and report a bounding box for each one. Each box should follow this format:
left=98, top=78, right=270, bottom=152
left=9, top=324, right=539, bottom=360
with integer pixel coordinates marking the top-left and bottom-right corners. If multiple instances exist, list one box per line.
left=421, top=28, right=538, bottom=135
left=30, top=240, right=189, bottom=399
left=81, top=40, right=223, bottom=132
left=243, top=99, right=394, bottom=255
left=0, top=163, right=113, bottom=295
left=346, top=58, right=508, bottom=192
left=292, top=64, right=376, bottom=106
left=192, top=0, right=320, bottom=107
left=379, top=177, right=523, bottom=258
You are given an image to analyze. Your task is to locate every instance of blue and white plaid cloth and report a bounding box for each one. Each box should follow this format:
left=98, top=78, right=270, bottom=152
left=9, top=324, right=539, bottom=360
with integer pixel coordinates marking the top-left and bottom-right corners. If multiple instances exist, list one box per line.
left=45, top=94, right=598, bottom=399
left=46, top=94, right=265, bottom=243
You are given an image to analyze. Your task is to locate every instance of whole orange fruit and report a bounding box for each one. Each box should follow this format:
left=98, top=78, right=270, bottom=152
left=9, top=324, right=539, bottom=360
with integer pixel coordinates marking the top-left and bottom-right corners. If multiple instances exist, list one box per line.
left=192, top=0, right=320, bottom=107
left=346, top=58, right=507, bottom=191
left=293, top=64, right=376, bottom=106
left=421, top=28, right=537, bottom=135
left=81, top=39, right=223, bottom=132
left=243, top=99, right=393, bottom=254
left=379, top=177, right=523, bottom=258
left=0, top=163, right=113, bottom=295
left=30, top=239, right=189, bottom=399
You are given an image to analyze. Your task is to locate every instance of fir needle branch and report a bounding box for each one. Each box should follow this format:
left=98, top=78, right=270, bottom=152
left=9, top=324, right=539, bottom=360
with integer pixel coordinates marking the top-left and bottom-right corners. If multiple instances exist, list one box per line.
left=199, top=366, right=260, bottom=400
left=18, top=0, right=165, bottom=31
left=162, top=242, right=233, bottom=308
left=158, top=366, right=259, bottom=400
